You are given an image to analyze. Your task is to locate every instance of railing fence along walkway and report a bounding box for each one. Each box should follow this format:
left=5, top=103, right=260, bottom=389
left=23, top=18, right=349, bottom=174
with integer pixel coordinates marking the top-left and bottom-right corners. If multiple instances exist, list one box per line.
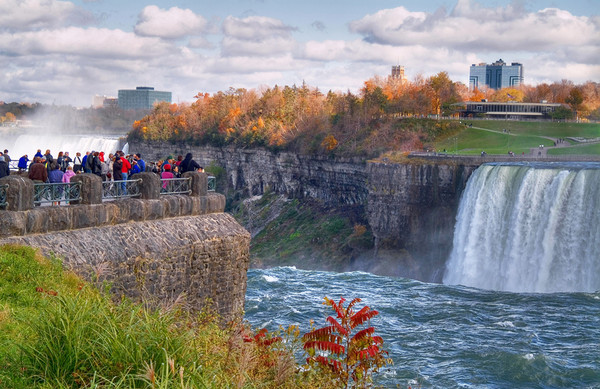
left=33, top=182, right=82, bottom=205
left=0, top=172, right=216, bottom=210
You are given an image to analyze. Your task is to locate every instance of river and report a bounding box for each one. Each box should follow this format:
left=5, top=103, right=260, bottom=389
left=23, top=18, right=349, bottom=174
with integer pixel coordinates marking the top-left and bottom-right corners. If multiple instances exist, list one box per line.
left=245, top=267, right=600, bottom=388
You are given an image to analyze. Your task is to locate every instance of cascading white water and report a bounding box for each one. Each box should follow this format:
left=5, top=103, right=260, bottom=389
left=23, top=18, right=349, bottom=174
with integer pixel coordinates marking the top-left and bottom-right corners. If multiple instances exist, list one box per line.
left=0, top=130, right=123, bottom=161
left=443, top=163, right=600, bottom=293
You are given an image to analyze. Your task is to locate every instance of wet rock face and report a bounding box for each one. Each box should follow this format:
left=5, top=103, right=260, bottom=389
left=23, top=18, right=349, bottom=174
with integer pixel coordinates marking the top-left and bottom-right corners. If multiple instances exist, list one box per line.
left=0, top=213, right=250, bottom=323
left=130, top=142, right=481, bottom=281
left=131, top=143, right=369, bottom=206
left=365, top=162, right=478, bottom=281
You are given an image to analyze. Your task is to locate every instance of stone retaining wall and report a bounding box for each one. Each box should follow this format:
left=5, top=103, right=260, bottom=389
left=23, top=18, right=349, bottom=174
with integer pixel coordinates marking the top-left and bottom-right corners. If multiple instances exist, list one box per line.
left=0, top=213, right=250, bottom=322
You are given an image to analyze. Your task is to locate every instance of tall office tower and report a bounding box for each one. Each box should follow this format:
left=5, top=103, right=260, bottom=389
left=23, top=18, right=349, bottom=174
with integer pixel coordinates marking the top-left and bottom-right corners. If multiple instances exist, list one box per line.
left=118, top=87, right=172, bottom=110
left=469, top=59, right=523, bottom=90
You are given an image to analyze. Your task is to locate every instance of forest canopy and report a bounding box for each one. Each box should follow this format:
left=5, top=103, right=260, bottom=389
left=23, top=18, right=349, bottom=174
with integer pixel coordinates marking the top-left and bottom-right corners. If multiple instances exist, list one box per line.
left=129, top=75, right=599, bottom=157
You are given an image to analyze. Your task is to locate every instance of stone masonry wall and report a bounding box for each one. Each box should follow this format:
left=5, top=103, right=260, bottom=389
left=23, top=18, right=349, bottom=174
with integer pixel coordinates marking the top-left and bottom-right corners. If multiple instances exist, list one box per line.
left=0, top=213, right=250, bottom=322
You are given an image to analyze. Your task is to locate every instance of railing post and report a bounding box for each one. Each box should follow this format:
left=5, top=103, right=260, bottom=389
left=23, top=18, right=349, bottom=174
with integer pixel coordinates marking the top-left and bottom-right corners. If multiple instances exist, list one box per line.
left=136, top=172, right=161, bottom=199
left=0, top=176, right=34, bottom=211
left=183, top=171, right=207, bottom=196
left=71, top=174, right=102, bottom=205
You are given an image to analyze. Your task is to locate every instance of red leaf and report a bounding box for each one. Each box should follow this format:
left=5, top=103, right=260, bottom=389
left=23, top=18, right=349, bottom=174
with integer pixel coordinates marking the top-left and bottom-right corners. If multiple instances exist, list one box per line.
left=351, top=327, right=375, bottom=343
left=326, top=316, right=348, bottom=336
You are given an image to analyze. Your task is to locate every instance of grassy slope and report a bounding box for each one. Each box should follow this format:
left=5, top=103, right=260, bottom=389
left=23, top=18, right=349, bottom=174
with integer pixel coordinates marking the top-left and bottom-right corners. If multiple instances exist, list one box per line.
left=230, top=192, right=373, bottom=271
left=435, top=121, right=600, bottom=155
left=0, top=245, right=328, bottom=389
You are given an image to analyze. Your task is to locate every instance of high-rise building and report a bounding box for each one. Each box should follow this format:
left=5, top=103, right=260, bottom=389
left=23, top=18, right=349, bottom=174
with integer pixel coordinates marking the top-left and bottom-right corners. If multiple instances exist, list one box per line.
left=390, top=65, right=407, bottom=82
left=117, top=86, right=172, bottom=110
left=469, top=59, right=523, bottom=90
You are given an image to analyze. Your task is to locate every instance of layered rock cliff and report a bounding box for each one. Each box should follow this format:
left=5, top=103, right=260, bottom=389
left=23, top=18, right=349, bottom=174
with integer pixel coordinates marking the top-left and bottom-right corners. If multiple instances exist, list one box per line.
left=131, top=142, right=481, bottom=280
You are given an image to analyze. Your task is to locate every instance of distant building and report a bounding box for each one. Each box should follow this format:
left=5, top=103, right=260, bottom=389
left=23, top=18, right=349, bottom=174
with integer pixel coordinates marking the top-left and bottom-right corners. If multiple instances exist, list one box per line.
left=103, top=98, right=119, bottom=108
left=92, top=95, right=117, bottom=108
left=390, top=65, right=407, bottom=82
left=117, top=87, right=172, bottom=110
left=459, top=101, right=562, bottom=120
left=469, top=59, right=523, bottom=90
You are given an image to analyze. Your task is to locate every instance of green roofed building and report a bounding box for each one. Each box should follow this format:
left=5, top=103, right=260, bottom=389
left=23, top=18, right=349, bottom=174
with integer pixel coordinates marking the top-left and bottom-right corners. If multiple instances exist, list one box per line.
left=118, top=86, right=172, bottom=110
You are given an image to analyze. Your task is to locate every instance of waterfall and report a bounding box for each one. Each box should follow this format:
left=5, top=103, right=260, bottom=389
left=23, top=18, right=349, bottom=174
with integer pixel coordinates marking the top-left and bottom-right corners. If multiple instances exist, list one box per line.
left=1, top=129, right=124, bottom=161
left=443, top=163, right=600, bottom=293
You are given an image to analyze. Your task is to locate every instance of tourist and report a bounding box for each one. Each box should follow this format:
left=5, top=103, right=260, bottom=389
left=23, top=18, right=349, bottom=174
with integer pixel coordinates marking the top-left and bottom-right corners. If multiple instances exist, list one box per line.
left=34, top=149, right=43, bottom=159
left=134, top=153, right=146, bottom=172
left=180, top=153, right=202, bottom=173
left=100, top=155, right=110, bottom=181
left=91, top=152, right=102, bottom=177
left=48, top=163, right=64, bottom=205
left=84, top=151, right=94, bottom=173
left=112, top=155, right=123, bottom=181
left=18, top=155, right=29, bottom=172
left=62, top=165, right=76, bottom=183
left=119, top=151, right=131, bottom=186
left=73, top=152, right=83, bottom=173
left=0, top=153, right=9, bottom=178
left=161, top=164, right=174, bottom=190
left=3, top=149, right=10, bottom=163
left=62, top=151, right=72, bottom=171
left=56, top=152, right=65, bottom=172
left=28, top=157, right=48, bottom=182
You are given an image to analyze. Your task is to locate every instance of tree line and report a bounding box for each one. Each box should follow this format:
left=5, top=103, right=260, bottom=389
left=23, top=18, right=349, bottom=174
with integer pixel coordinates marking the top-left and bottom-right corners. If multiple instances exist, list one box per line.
left=130, top=74, right=599, bottom=157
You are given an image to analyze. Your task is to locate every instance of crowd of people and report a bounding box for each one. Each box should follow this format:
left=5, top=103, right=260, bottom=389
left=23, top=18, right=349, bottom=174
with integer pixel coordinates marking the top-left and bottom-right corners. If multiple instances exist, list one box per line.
left=0, top=148, right=204, bottom=185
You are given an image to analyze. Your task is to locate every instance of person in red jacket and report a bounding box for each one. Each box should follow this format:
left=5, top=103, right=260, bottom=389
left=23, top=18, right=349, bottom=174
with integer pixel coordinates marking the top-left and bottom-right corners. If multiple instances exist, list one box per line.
left=119, top=151, right=132, bottom=194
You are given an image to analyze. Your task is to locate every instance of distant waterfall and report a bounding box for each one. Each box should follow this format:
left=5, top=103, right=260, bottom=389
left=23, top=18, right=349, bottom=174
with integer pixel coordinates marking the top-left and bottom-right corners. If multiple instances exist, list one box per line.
left=1, top=131, right=124, bottom=160
left=443, top=163, right=600, bottom=293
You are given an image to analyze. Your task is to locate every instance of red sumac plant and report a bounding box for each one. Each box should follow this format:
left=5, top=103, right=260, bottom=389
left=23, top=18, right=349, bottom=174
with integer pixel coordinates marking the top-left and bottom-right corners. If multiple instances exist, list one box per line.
left=303, top=297, right=390, bottom=387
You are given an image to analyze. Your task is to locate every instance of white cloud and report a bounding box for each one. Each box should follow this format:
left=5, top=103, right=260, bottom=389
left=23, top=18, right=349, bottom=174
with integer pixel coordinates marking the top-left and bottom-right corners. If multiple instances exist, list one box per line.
left=134, top=5, right=208, bottom=39
left=222, top=15, right=296, bottom=41
left=349, top=0, right=600, bottom=62
left=0, top=27, right=174, bottom=58
left=220, top=15, right=297, bottom=57
left=0, top=0, right=93, bottom=31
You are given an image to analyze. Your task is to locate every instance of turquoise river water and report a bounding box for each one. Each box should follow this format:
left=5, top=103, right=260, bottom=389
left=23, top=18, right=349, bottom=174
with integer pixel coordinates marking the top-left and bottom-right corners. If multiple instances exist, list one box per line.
left=245, top=267, right=600, bottom=388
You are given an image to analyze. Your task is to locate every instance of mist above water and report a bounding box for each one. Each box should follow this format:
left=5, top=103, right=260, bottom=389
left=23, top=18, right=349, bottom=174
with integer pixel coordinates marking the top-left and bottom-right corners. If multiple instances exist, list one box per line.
left=0, top=125, right=126, bottom=161
left=443, top=163, right=600, bottom=293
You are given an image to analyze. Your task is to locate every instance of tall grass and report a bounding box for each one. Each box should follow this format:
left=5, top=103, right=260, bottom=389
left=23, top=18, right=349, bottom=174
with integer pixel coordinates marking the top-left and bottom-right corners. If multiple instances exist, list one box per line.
left=0, top=244, right=331, bottom=388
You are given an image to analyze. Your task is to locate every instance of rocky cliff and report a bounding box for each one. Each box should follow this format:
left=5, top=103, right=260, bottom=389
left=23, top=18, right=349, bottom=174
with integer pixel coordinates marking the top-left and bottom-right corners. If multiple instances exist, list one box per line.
left=131, top=142, right=481, bottom=280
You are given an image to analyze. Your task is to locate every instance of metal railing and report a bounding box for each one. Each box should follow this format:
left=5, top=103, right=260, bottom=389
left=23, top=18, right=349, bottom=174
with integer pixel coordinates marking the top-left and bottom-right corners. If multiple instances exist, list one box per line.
left=160, top=177, right=191, bottom=195
left=33, top=182, right=82, bottom=205
left=102, top=179, right=142, bottom=200
left=0, top=184, right=7, bottom=208
left=208, top=175, right=216, bottom=192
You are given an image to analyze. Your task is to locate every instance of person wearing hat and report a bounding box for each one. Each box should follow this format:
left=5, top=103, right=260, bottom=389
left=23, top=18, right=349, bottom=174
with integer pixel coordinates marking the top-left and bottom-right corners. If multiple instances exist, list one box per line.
left=160, top=163, right=174, bottom=190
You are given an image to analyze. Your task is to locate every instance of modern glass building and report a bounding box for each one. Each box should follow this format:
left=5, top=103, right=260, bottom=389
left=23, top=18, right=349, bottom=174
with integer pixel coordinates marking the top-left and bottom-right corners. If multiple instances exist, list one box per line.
left=469, top=59, right=523, bottom=90
left=117, top=87, right=172, bottom=110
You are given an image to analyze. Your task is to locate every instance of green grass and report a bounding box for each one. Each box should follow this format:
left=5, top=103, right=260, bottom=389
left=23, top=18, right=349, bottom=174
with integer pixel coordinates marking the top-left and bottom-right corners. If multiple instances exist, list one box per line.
left=238, top=195, right=372, bottom=270
left=0, top=244, right=331, bottom=389
left=434, top=121, right=600, bottom=155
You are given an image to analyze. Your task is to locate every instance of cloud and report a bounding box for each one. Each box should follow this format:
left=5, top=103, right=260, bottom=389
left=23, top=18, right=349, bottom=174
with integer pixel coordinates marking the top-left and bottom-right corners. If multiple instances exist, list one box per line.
left=0, top=0, right=94, bottom=31
left=134, top=5, right=208, bottom=39
left=222, top=15, right=296, bottom=41
left=348, top=0, right=600, bottom=63
left=311, top=21, right=326, bottom=32
left=221, top=15, right=297, bottom=57
left=0, top=27, right=174, bottom=58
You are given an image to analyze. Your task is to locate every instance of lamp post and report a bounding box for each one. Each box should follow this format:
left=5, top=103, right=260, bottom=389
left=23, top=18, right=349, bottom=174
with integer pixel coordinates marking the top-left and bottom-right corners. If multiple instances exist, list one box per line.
left=454, top=137, right=458, bottom=156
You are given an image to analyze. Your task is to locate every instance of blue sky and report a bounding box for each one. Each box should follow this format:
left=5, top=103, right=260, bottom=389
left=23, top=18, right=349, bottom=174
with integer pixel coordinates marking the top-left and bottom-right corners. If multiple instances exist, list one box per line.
left=1, top=0, right=599, bottom=106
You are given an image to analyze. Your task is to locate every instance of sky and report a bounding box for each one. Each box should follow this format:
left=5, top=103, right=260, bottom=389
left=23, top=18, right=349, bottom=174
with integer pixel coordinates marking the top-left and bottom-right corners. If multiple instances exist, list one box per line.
left=1, top=0, right=599, bottom=107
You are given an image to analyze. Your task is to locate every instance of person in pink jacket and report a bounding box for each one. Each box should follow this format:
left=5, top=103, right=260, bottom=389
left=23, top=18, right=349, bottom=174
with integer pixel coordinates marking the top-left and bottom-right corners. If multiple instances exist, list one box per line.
left=61, top=165, right=76, bottom=183
left=161, top=164, right=174, bottom=190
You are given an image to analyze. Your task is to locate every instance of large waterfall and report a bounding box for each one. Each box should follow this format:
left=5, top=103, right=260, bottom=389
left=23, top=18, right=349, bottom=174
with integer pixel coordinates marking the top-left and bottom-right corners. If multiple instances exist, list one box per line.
left=0, top=129, right=125, bottom=161
left=443, top=162, right=600, bottom=293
